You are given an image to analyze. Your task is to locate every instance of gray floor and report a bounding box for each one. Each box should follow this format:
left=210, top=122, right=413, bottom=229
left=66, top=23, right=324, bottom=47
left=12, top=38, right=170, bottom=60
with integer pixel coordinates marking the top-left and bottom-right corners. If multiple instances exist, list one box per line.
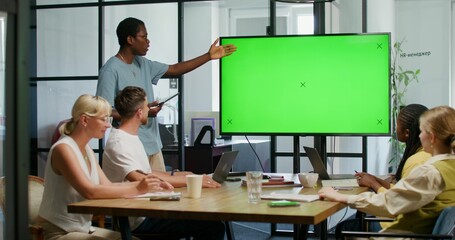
left=229, top=222, right=292, bottom=240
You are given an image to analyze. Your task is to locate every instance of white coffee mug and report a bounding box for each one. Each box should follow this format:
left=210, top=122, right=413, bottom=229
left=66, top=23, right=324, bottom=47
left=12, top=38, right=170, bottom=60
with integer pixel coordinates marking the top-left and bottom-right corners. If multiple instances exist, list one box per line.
left=298, top=173, right=319, bottom=188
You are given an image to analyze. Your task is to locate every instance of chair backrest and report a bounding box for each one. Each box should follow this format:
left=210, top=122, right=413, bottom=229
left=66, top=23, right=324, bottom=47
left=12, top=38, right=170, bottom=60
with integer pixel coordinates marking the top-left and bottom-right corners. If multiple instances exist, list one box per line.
left=0, top=176, right=45, bottom=224
left=28, top=176, right=45, bottom=224
left=432, top=206, right=455, bottom=235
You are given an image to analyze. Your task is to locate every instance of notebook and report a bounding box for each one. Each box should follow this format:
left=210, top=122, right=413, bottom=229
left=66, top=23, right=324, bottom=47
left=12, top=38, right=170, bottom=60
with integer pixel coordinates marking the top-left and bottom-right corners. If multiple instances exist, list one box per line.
left=303, top=146, right=356, bottom=180
left=212, top=151, right=239, bottom=183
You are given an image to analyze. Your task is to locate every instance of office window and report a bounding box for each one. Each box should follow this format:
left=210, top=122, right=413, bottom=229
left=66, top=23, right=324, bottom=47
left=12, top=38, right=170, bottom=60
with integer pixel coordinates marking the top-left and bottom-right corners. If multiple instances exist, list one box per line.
left=36, top=0, right=97, bottom=5
left=36, top=80, right=99, bottom=175
left=103, top=3, right=178, bottom=65
left=35, top=2, right=181, bottom=176
left=37, top=7, right=98, bottom=77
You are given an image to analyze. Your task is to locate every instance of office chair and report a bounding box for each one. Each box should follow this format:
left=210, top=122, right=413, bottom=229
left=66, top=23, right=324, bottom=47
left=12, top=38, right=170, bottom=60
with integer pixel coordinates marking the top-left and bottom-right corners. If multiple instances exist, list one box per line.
left=340, top=206, right=455, bottom=239
left=0, top=175, right=45, bottom=240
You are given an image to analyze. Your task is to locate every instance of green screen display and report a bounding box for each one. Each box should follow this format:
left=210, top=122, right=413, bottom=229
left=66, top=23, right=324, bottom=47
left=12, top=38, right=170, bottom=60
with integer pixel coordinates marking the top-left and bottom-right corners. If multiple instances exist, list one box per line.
left=220, top=33, right=390, bottom=136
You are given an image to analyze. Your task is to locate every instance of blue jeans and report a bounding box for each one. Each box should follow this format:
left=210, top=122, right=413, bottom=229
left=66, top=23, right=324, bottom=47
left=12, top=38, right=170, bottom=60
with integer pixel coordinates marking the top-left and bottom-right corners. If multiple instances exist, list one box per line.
left=133, top=217, right=225, bottom=240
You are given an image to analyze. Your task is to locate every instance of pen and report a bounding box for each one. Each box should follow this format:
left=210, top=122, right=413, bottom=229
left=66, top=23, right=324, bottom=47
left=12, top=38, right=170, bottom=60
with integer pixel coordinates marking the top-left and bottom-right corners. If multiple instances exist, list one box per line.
left=354, top=170, right=358, bottom=174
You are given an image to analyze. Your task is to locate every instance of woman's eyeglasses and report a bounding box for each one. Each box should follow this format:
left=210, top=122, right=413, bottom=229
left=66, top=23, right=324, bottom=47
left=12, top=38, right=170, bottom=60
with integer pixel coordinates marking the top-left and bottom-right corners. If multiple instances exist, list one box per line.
left=94, top=116, right=113, bottom=125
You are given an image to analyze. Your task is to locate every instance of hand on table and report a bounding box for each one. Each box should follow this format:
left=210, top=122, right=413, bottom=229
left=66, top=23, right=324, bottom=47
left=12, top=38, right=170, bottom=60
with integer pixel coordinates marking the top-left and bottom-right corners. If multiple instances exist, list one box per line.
left=137, top=175, right=174, bottom=193
left=202, top=174, right=221, bottom=188
left=318, top=187, right=348, bottom=203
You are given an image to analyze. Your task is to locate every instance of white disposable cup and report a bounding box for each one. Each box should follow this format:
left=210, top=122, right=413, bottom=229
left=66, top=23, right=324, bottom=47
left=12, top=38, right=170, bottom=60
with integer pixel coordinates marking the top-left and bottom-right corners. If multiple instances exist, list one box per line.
left=246, top=171, right=263, bottom=204
left=186, top=175, right=203, bottom=198
left=298, top=173, right=319, bottom=188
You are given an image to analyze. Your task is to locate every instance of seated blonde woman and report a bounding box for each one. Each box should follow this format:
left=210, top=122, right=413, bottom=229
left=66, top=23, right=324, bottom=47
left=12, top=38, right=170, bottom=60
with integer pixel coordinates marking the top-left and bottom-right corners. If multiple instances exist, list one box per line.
left=37, top=94, right=171, bottom=240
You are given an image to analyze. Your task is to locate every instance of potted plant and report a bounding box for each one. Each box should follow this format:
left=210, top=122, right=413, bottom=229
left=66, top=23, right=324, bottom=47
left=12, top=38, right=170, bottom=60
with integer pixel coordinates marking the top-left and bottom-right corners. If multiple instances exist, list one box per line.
left=389, top=39, right=421, bottom=172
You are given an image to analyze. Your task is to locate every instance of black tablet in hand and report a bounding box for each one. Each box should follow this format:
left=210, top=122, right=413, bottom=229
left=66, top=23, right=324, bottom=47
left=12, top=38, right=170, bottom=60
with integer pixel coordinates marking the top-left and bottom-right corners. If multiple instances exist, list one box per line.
left=157, top=93, right=179, bottom=106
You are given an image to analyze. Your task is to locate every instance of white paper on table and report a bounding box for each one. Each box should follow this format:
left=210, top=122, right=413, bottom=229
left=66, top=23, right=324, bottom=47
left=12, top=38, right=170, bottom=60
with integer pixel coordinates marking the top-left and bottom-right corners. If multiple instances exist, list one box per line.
left=130, top=191, right=181, bottom=200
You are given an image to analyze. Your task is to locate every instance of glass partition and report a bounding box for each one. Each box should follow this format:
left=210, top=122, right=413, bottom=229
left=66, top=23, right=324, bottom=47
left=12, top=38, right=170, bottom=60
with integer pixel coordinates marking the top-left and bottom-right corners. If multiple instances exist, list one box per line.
left=37, top=0, right=97, bottom=4
left=36, top=7, right=98, bottom=77
left=0, top=10, right=5, bottom=240
left=36, top=80, right=98, bottom=175
left=34, top=1, right=181, bottom=176
left=103, top=3, right=178, bottom=65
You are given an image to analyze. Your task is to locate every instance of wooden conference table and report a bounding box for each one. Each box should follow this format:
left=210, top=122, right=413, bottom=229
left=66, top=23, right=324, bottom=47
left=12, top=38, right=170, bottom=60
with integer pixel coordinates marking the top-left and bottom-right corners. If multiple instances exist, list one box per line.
left=68, top=174, right=366, bottom=240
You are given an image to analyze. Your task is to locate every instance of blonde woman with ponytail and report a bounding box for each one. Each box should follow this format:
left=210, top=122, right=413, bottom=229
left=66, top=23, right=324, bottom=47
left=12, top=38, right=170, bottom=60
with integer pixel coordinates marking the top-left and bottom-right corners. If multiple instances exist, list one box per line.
left=37, top=94, right=172, bottom=240
left=319, top=106, right=455, bottom=235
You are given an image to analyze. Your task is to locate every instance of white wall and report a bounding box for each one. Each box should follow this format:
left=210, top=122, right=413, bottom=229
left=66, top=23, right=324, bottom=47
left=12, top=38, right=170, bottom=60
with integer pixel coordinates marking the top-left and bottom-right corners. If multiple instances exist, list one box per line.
left=396, top=0, right=451, bottom=108
left=327, top=0, right=362, bottom=34
left=184, top=2, right=220, bottom=113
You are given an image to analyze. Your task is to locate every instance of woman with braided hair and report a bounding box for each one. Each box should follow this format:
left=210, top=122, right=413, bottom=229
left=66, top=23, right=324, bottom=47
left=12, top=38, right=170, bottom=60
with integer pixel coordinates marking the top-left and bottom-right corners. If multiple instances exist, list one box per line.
left=334, top=104, right=431, bottom=234
left=355, top=104, right=431, bottom=192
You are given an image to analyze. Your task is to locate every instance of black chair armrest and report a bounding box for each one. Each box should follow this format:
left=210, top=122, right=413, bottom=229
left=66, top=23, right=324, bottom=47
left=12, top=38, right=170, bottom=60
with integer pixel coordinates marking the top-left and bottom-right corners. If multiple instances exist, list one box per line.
left=342, top=230, right=453, bottom=239
left=364, top=217, right=394, bottom=222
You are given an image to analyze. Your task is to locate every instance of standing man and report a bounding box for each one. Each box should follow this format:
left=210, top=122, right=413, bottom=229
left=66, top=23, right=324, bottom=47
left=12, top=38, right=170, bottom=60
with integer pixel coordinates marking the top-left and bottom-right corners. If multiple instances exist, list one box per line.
left=96, top=17, right=236, bottom=171
left=102, top=86, right=224, bottom=239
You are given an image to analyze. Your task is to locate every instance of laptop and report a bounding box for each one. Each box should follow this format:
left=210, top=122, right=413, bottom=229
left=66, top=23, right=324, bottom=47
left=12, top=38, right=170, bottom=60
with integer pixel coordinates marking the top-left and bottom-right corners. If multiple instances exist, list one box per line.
left=212, top=151, right=239, bottom=183
left=303, top=146, right=356, bottom=180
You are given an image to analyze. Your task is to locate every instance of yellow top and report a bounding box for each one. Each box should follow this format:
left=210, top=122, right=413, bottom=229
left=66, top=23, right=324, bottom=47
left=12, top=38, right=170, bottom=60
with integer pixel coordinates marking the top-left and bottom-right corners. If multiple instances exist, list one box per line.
left=378, top=148, right=431, bottom=228
left=348, top=154, right=455, bottom=234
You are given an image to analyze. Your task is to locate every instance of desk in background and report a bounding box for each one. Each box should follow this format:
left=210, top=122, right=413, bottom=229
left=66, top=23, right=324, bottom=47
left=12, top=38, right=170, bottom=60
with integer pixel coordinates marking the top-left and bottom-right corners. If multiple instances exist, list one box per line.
left=68, top=174, right=367, bottom=240
left=184, top=139, right=270, bottom=174
left=161, top=144, right=179, bottom=170
left=184, top=143, right=232, bottom=174
left=231, top=139, right=270, bottom=172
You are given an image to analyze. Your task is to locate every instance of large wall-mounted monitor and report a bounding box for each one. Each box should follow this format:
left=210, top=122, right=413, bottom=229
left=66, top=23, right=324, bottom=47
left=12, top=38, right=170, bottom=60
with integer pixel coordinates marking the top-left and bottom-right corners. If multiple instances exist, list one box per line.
left=220, top=33, right=390, bottom=136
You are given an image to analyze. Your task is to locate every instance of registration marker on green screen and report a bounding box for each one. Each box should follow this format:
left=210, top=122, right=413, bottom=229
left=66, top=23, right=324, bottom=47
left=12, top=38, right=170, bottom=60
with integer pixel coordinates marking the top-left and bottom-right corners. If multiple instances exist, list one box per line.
left=220, top=33, right=390, bottom=136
